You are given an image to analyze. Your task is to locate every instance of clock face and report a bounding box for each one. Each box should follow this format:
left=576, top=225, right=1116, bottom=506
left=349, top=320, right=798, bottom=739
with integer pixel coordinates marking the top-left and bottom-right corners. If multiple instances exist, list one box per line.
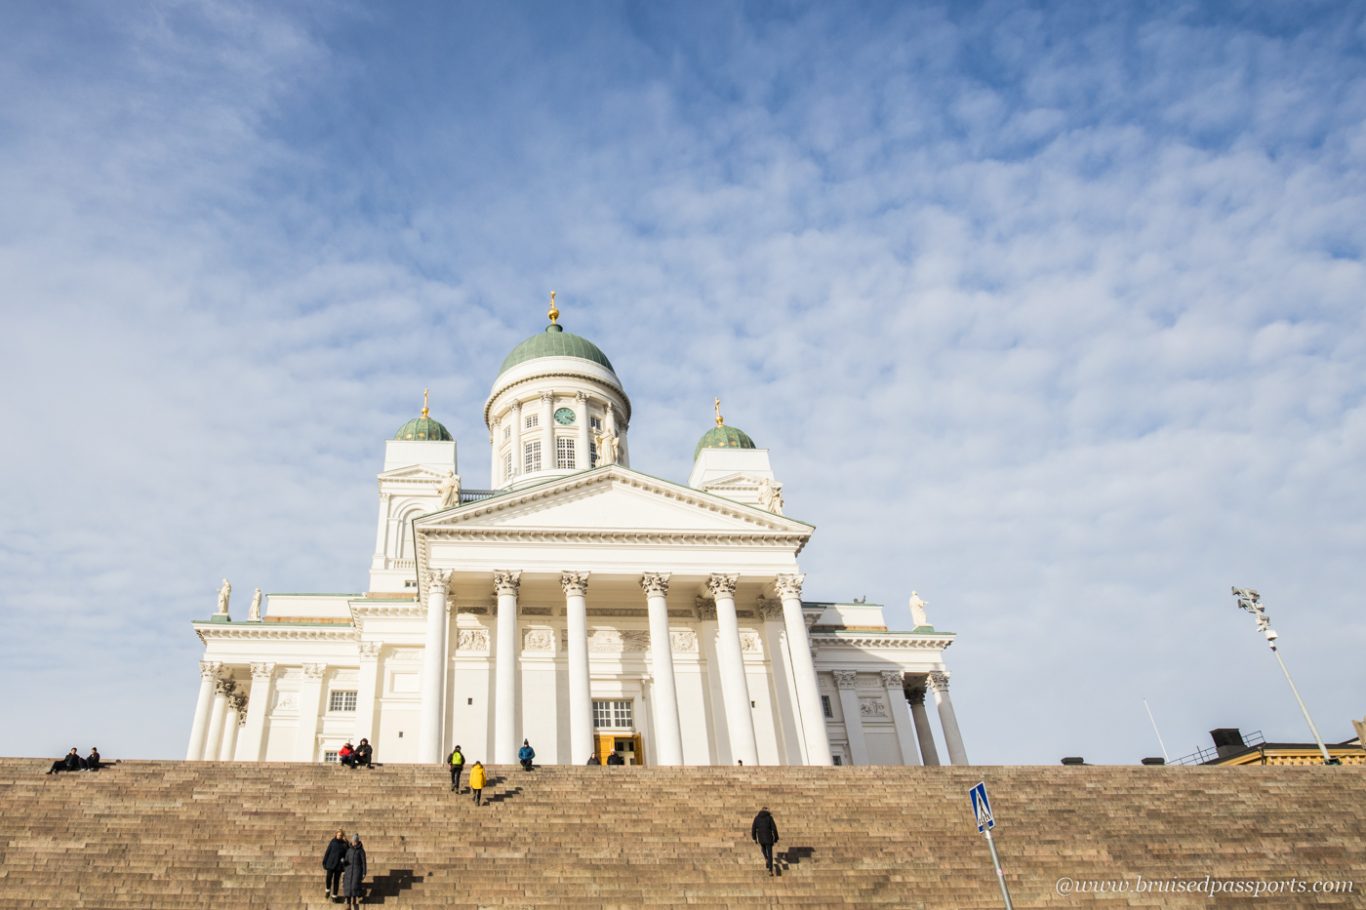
left=554, top=407, right=576, bottom=425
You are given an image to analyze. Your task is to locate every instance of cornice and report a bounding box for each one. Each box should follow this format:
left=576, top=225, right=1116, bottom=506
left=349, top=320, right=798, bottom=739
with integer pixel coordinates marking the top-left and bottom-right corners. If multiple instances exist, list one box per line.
left=484, top=369, right=632, bottom=426
left=810, top=632, right=954, bottom=651
left=350, top=603, right=426, bottom=619
left=194, top=624, right=357, bottom=644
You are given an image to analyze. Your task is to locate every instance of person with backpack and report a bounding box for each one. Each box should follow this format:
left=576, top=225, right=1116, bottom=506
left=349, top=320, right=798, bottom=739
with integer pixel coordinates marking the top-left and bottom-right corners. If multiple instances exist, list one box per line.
left=751, top=806, right=780, bottom=876
left=448, top=744, right=466, bottom=792
left=322, top=829, right=348, bottom=901
left=518, top=739, right=535, bottom=771
left=469, top=760, right=486, bottom=806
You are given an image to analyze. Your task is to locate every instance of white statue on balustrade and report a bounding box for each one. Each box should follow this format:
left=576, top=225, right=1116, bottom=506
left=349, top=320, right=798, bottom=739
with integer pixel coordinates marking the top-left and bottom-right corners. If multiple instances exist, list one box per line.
left=909, top=591, right=930, bottom=628
left=436, top=470, right=460, bottom=508
left=215, top=579, right=231, bottom=616
left=248, top=588, right=262, bottom=622
left=594, top=428, right=620, bottom=465
left=757, top=477, right=784, bottom=515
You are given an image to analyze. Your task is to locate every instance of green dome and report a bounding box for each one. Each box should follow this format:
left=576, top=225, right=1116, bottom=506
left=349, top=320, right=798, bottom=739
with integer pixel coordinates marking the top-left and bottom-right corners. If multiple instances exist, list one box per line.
left=694, top=424, right=756, bottom=460
left=394, top=416, right=452, bottom=441
left=498, top=324, right=615, bottom=377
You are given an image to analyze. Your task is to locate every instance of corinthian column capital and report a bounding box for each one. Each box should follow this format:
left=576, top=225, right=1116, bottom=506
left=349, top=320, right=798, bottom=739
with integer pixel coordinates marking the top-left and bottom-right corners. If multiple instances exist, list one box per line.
left=493, top=570, right=522, bottom=596
left=705, top=573, right=739, bottom=599
left=640, top=572, right=671, bottom=597
left=250, top=661, right=276, bottom=680
left=879, top=670, right=905, bottom=690
left=199, top=660, right=223, bottom=680
left=773, top=573, right=805, bottom=600
left=561, top=571, right=590, bottom=596
left=833, top=669, right=859, bottom=690
left=755, top=597, right=784, bottom=622
left=927, top=670, right=950, bottom=693
left=425, top=569, right=451, bottom=592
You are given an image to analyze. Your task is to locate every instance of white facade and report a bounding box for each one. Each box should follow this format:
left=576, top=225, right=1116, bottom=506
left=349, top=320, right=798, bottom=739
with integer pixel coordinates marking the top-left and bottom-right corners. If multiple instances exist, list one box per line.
left=189, top=312, right=969, bottom=767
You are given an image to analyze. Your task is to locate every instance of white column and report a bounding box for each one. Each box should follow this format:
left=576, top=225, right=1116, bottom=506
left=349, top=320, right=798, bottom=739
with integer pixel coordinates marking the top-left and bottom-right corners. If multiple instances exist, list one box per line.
left=354, top=643, right=382, bottom=744
left=574, top=392, right=589, bottom=470
left=493, top=570, right=522, bottom=764
left=642, top=573, right=684, bottom=766
left=928, top=671, right=968, bottom=765
left=694, top=600, right=730, bottom=762
left=562, top=571, right=594, bottom=764
left=219, top=696, right=243, bottom=760
left=707, top=573, right=759, bottom=766
left=540, top=391, right=554, bottom=469
left=774, top=574, right=834, bottom=766
left=882, top=671, right=921, bottom=765
left=756, top=598, right=804, bottom=764
left=186, top=661, right=221, bottom=760
left=240, top=662, right=275, bottom=761
left=418, top=571, right=451, bottom=763
left=296, top=663, right=327, bottom=762
left=371, top=492, right=391, bottom=571
left=510, top=401, right=522, bottom=483
left=834, top=671, right=869, bottom=765
left=203, top=676, right=233, bottom=762
left=908, top=686, right=940, bottom=766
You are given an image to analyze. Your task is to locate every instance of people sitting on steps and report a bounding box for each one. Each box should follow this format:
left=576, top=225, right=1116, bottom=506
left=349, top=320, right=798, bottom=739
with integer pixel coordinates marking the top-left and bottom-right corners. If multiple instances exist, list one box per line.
left=338, top=741, right=356, bottom=768
left=85, top=746, right=102, bottom=771
left=518, top=739, right=535, bottom=771
left=606, top=751, right=625, bottom=765
left=585, top=752, right=601, bottom=765
left=353, top=738, right=373, bottom=768
left=46, top=747, right=83, bottom=775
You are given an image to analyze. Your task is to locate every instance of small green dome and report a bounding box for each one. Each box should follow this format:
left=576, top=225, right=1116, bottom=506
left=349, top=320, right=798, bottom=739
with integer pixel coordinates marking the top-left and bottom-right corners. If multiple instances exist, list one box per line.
left=394, top=416, right=452, bottom=441
left=498, top=324, right=615, bottom=377
left=694, top=424, right=756, bottom=460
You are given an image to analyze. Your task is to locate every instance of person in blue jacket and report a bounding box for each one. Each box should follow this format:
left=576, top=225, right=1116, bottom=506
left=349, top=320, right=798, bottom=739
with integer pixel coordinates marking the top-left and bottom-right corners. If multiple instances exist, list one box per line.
left=518, top=739, right=535, bottom=771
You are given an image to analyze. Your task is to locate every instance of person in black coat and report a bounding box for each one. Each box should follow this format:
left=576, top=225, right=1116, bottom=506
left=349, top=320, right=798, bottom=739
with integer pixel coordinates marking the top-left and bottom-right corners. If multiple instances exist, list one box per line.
left=46, top=747, right=84, bottom=775
left=342, top=834, right=367, bottom=908
left=322, top=829, right=348, bottom=901
left=354, top=738, right=373, bottom=769
left=585, top=753, right=601, bottom=765
left=606, top=751, right=624, bottom=765
left=751, top=807, right=780, bottom=875
left=85, top=747, right=102, bottom=771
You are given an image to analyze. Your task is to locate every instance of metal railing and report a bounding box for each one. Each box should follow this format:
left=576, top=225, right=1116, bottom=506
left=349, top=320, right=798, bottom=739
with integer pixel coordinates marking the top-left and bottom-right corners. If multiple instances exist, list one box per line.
left=1170, top=730, right=1265, bottom=765
left=459, top=488, right=498, bottom=503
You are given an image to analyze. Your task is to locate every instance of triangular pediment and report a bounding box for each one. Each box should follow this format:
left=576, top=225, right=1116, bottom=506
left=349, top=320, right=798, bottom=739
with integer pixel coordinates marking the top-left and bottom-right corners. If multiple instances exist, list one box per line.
left=378, top=464, right=446, bottom=482
left=414, top=466, right=811, bottom=537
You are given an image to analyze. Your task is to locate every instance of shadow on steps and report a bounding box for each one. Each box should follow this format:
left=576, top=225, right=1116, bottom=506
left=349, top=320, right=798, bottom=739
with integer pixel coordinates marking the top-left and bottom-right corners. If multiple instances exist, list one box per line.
left=363, top=867, right=423, bottom=904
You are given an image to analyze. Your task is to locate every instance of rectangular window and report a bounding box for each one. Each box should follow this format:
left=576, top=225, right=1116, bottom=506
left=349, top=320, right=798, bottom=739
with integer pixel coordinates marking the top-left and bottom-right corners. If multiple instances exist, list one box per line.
left=589, top=440, right=598, bottom=468
left=524, top=440, right=542, bottom=473
left=556, top=437, right=576, bottom=469
left=590, top=415, right=603, bottom=432
left=324, top=751, right=340, bottom=764
left=592, top=699, right=633, bottom=729
left=503, top=425, right=511, bottom=441
left=832, top=754, right=843, bottom=766
left=503, top=451, right=513, bottom=481
left=525, top=413, right=539, bottom=430
left=821, top=694, right=833, bottom=719
left=328, top=690, right=357, bottom=712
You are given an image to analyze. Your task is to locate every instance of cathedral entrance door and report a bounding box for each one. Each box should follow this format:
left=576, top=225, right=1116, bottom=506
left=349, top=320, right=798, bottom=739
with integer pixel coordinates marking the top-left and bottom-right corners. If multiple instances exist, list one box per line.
left=597, top=733, right=645, bottom=766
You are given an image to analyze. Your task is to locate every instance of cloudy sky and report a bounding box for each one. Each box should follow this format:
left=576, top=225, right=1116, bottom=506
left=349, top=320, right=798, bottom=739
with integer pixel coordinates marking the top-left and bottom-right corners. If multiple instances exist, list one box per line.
left=2, top=1, right=1363, bottom=765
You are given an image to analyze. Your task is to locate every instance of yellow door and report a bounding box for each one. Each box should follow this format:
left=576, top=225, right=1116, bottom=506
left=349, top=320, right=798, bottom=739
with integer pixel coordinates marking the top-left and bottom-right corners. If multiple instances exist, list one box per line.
left=596, top=733, right=645, bottom=766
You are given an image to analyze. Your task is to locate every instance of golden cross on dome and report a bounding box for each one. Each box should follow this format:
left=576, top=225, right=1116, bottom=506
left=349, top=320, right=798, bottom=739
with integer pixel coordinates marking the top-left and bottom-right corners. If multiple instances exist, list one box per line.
left=548, top=290, right=559, bottom=325
left=714, top=396, right=724, bottom=427
left=421, top=387, right=430, bottom=419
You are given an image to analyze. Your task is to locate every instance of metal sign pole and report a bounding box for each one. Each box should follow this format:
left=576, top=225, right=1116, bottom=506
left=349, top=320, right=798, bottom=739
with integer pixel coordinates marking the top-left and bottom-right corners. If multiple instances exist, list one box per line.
left=982, top=827, right=1013, bottom=910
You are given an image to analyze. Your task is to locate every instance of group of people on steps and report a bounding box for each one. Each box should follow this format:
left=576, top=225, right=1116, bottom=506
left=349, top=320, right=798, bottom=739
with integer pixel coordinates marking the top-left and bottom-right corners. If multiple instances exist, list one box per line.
left=321, top=830, right=366, bottom=907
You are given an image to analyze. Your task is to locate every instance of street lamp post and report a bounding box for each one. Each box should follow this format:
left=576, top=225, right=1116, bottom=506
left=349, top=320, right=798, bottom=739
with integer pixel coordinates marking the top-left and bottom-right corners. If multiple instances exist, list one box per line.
left=1230, top=587, right=1335, bottom=765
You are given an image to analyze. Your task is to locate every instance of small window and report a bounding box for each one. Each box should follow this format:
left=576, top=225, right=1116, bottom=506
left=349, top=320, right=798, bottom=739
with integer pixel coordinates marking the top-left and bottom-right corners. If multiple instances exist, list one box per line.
left=524, top=440, right=542, bottom=473
left=556, top=437, right=576, bottom=469
left=324, top=751, right=340, bottom=764
left=524, top=413, right=539, bottom=430
left=328, top=690, right=357, bottom=712
left=592, top=699, right=633, bottom=729
left=503, top=451, right=513, bottom=481
left=590, top=415, right=603, bottom=432
left=503, top=425, right=511, bottom=441
left=589, top=440, right=598, bottom=468
left=832, top=754, right=843, bottom=766
left=821, top=694, right=833, bottom=719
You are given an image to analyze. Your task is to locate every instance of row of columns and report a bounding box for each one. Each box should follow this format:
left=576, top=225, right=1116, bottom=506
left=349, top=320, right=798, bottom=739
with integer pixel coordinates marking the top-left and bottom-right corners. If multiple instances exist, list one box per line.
left=418, top=570, right=834, bottom=767
left=188, top=660, right=347, bottom=762
left=830, top=669, right=967, bottom=766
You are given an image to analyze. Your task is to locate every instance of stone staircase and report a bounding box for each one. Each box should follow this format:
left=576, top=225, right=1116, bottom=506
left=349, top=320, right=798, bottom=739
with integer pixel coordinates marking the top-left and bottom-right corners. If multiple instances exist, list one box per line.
left=1, top=760, right=1363, bottom=908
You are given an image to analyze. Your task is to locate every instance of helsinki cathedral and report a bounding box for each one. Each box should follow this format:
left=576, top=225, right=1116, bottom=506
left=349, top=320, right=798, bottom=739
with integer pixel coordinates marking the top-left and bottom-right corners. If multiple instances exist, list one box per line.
left=187, top=295, right=970, bottom=768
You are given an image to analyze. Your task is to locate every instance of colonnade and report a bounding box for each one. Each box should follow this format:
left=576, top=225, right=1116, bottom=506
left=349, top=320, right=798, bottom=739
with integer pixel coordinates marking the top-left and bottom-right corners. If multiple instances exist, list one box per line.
left=418, top=570, right=834, bottom=766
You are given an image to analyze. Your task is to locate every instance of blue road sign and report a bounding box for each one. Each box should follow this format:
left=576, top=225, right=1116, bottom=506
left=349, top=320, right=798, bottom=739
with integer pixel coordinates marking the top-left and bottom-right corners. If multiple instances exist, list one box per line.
left=970, top=781, right=995, bottom=832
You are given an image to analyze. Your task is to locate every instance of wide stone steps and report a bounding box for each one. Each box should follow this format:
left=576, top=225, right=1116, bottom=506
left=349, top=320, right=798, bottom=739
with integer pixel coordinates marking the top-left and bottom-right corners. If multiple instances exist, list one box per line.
left=1, top=761, right=1363, bottom=908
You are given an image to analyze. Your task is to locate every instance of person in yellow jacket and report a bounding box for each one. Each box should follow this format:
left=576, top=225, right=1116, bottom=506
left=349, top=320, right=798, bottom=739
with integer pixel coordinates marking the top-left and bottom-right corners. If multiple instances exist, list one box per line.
left=469, top=761, right=486, bottom=806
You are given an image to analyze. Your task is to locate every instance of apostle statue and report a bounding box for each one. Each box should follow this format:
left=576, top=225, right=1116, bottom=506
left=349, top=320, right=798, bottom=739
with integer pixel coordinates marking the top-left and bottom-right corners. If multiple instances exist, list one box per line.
left=756, top=477, right=784, bottom=515
left=248, top=587, right=263, bottom=622
left=436, top=469, right=460, bottom=508
left=595, top=428, right=620, bottom=465
left=909, top=591, right=930, bottom=628
left=216, top=578, right=232, bottom=617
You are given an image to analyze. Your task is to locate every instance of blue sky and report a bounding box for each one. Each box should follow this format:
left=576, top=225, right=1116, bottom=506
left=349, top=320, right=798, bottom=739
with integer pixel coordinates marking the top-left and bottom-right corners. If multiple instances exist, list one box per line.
left=1, top=0, right=1364, bottom=764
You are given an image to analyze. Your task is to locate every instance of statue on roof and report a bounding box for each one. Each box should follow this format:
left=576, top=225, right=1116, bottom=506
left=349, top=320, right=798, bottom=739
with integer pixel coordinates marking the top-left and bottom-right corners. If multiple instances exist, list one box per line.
left=215, top=578, right=232, bottom=617
left=436, top=469, right=460, bottom=508
left=248, top=588, right=262, bottom=622
left=757, top=477, right=784, bottom=515
left=595, top=428, right=620, bottom=465
left=909, top=591, right=929, bottom=628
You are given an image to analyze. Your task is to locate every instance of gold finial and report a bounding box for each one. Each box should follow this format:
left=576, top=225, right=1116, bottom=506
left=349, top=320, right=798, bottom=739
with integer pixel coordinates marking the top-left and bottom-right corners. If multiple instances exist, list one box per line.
left=714, top=396, right=724, bottom=427
left=548, top=289, right=559, bottom=325
left=421, top=387, right=430, bottom=419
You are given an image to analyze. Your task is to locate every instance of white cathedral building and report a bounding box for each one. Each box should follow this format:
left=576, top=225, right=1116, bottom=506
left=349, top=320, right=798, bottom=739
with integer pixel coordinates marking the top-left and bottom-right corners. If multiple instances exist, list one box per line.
left=187, top=297, right=970, bottom=768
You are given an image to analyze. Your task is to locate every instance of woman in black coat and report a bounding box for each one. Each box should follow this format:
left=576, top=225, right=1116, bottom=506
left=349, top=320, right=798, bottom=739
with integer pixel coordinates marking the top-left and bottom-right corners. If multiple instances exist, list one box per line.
left=322, top=829, right=347, bottom=901
left=342, top=834, right=367, bottom=908
left=751, top=807, right=780, bottom=875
